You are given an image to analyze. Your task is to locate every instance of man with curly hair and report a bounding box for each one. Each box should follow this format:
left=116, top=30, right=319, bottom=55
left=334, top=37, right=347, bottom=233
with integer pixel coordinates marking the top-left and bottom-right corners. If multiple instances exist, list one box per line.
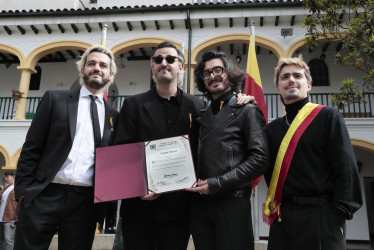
left=187, top=50, right=269, bottom=250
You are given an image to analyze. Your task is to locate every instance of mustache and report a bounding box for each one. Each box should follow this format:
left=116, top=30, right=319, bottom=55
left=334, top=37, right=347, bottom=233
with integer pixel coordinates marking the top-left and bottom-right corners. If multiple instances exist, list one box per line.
left=89, top=70, right=103, bottom=77
left=158, top=66, right=170, bottom=72
left=285, top=84, right=298, bottom=90
left=208, top=78, right=223, bottom=86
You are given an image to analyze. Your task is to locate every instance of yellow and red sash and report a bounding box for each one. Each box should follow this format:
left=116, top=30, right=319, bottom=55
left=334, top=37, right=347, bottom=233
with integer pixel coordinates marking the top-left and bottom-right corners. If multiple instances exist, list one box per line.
left=263, top=103, right=323, bottom=225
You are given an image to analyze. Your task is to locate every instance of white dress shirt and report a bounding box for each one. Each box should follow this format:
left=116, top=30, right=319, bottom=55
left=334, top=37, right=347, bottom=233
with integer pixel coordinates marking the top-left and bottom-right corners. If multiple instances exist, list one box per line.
left=52, top=86, right=105, bottom=186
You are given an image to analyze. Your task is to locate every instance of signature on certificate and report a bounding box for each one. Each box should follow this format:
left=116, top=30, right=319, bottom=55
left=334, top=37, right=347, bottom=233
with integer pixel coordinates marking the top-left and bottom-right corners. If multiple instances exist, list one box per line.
left=164, top=173, right=178, bottom=178
left=156, top=181, right=170, bottom=187
left=176, top=176, right=190, bottom=184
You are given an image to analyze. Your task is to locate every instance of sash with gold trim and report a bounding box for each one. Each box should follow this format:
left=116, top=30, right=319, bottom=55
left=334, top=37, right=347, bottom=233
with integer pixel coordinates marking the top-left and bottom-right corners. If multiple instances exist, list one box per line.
left=263, top=103, right=324, bottom=225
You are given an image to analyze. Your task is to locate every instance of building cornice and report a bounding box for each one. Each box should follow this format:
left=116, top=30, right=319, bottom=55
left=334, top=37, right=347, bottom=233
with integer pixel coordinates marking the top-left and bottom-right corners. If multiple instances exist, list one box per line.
left=0, top=1, right=303, bottom=18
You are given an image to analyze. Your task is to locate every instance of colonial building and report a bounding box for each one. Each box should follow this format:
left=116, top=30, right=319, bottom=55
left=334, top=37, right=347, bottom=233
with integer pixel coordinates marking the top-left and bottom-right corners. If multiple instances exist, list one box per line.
left=0, top=0, right=373, bottom=247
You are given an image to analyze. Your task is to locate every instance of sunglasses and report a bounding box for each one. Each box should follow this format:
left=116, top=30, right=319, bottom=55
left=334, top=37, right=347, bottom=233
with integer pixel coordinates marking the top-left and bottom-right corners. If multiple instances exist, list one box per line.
left=152, top=55, right=179, bottom=64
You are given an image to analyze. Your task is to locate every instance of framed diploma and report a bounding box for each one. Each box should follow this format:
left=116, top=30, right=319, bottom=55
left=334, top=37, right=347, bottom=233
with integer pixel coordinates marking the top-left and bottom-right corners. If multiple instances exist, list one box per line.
left=145, top=136, right=196, bottom=194
left=94, top=135, right=196, bottom=203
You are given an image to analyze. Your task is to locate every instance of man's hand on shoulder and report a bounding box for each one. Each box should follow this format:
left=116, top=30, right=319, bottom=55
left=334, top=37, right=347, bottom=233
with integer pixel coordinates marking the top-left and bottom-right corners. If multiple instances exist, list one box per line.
left=236, top=93, right=257, bottom=105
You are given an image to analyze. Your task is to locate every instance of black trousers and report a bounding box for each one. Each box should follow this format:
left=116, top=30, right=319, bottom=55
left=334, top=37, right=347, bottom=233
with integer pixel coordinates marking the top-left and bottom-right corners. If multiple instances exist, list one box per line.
left=267, top=203, right=346, bottom=250
left=190, top=196, right=254, bottom=250
left=14, top=183, right=97, bottom=250
left=122, top=217, right=190, bottom=250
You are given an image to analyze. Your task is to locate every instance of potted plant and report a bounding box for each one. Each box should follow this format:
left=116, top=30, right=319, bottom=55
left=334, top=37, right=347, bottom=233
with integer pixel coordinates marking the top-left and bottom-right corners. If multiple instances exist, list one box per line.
left=11, top=89, right=24, bottom=100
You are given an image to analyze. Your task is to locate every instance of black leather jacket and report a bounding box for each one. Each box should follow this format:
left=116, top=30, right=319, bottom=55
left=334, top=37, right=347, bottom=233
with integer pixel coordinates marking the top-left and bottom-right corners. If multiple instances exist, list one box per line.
left=197, top=96, right=269, bottom=197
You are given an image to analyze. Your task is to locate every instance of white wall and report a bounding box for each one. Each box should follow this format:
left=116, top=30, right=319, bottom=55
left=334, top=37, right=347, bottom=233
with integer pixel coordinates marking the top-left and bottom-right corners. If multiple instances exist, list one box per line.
left=0, top=64, right=21, bottom=97
left=115, top=58, right=152, bottom=95
left=0, top=120, right=31, bottom=155
left=347, top=147, right=374, bottom=241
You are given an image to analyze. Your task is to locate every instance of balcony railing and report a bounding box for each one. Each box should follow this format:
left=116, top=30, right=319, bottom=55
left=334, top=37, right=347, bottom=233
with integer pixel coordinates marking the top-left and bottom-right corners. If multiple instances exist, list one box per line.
left=1, top=92, right=373, bottom=120
left=0, top=97, right=18, bottom=120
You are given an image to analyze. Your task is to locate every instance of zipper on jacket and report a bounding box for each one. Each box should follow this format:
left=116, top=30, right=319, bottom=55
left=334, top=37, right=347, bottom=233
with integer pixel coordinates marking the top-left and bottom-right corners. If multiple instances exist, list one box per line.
left=200, top=113, right=236, bottom=142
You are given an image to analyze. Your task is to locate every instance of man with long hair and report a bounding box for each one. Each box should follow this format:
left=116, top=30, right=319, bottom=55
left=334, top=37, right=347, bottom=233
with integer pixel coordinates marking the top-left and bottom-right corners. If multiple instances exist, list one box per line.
left=187, top=50, right=269, bottom=250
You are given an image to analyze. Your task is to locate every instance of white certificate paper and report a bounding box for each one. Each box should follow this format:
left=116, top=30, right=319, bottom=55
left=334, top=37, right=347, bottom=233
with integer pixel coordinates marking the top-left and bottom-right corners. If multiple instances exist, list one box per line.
left=145, top=135, right=196, bottom=193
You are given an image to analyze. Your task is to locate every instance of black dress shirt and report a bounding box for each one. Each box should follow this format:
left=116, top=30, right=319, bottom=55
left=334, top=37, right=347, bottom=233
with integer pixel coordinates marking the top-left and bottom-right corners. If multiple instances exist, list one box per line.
left=154, top=87, right=182, bottom=131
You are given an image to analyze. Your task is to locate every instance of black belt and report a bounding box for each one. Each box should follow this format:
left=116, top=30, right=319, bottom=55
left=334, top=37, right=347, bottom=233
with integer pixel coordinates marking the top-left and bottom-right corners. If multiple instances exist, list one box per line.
left=283, top=195, right=329, bottom=206
left=49, top=183, right=93, bottom=194
left=195, top=188, right=251, bottom=200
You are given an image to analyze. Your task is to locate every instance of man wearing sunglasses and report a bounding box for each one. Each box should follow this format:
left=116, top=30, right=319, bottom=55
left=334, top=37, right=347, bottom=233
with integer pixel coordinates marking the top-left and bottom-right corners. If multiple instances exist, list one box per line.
left=114, top=42, right=254, bottom=250
left=186, top=50, right=269, bottom=250
left=114, top=42, right=205, bottom=250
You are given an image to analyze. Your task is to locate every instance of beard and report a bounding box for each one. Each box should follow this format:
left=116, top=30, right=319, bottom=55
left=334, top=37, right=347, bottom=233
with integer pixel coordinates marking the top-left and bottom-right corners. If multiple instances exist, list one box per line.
left=83, top=72, right=110, bottom=90
left=208, top=78, right=231, bottom=96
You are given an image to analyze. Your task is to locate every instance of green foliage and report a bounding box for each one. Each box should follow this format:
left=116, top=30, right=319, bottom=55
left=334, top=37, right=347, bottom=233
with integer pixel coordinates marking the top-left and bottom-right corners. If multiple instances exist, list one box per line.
left=330, top=78, right=365, bottom=109
left=302, top=0, right=374, bottom=106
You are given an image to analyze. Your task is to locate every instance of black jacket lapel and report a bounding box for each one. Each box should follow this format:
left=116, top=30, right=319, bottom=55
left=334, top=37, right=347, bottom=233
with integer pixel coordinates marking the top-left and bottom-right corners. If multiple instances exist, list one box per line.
left=198, top=96, right=239, bottom=141
left=67, top=89, right=80, bottom=142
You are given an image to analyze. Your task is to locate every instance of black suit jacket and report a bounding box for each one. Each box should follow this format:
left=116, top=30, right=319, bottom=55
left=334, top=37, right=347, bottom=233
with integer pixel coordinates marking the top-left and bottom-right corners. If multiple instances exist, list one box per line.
left=114, top=88, right=205, bottom=220
left=15, top=89, right=119, bottom=211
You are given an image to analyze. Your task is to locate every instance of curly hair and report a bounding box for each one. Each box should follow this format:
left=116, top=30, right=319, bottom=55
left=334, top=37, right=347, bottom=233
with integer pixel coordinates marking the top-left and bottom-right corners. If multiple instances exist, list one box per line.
left=194, top=50, right=245, bottom=100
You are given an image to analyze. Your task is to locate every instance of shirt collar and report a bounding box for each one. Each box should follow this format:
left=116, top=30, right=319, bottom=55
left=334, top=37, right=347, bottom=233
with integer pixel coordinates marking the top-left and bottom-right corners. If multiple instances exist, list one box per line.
left=80, top=85, right=105, bottom=104
left=211, top=90, right=234, bottom=106
left=153, top=87, right=182, bottom=104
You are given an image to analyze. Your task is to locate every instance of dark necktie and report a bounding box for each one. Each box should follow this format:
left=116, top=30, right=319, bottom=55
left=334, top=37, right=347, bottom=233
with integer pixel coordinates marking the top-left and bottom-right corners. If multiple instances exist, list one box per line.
left=89, top=95, right=101, bottom=148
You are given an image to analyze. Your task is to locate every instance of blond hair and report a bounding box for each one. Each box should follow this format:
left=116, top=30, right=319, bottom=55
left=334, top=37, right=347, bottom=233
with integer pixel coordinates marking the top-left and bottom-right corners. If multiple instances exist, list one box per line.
left=274, top=55, right=312, bottom=86
left=77, top=45, right=117, bottom=86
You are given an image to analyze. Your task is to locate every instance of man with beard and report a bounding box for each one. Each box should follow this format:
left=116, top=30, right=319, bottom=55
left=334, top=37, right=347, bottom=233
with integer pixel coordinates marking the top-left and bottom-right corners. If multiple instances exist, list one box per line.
left=113, top=41, right=205, bottom=250
left=186, top=50, right=269, bottom=250
left=114, top=42, right=253, bottom=250
left=14, top=45, right=119, bottom=250
left=263, top=56, right=362, bottom=250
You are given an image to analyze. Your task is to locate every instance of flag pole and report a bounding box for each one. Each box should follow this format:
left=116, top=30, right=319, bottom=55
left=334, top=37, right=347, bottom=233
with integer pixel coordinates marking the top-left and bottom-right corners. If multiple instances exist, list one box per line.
left=101, top=24, right=120, bottom=228
left=250, top=20, right=255, bottom=46
left=249, top=19, right=260, bottom=242
left=100, top=24, right=110, bottom=102
left=101, top=24, right=107, bottom=46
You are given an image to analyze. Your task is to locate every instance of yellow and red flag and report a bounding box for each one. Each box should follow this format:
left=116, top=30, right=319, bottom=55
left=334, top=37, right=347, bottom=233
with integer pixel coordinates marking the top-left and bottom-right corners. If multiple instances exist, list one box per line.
left=244, top=34, right=268, bottom=189
left=244, top=34, right=268, bottom=123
